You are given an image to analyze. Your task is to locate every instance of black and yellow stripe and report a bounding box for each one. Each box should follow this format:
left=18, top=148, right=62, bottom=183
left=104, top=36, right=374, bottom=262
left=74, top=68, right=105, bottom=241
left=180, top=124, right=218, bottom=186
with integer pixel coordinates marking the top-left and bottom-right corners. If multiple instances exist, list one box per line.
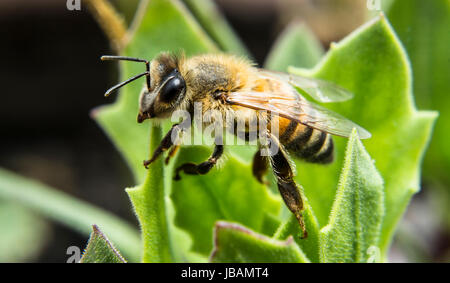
left=280, top=120, right=334, bottom=164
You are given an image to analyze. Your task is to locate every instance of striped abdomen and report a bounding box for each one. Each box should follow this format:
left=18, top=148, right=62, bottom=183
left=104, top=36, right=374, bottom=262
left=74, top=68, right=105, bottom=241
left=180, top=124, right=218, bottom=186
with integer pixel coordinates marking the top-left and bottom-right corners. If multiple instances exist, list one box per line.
left=279, top=119, right=334, bottom=164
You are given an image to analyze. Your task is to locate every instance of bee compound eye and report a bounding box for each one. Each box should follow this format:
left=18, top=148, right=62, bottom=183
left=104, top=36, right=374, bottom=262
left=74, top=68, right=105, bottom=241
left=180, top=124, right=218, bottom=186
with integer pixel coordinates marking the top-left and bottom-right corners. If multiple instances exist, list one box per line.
left=160, top=76, right=185, bottom=103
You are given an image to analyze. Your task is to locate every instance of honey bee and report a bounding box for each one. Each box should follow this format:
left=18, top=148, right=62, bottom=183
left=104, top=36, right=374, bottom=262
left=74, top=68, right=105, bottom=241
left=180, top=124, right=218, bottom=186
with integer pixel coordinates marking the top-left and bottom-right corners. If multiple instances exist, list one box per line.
left=101, top=53, right=371, bottom=238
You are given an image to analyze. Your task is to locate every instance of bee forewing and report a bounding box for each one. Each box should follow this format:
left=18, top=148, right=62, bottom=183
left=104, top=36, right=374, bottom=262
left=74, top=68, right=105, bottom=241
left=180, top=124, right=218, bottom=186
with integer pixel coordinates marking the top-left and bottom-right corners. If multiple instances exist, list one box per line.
left=226, top=90, right=371, bottom=139
left=259, top=70, right=354, bottom=103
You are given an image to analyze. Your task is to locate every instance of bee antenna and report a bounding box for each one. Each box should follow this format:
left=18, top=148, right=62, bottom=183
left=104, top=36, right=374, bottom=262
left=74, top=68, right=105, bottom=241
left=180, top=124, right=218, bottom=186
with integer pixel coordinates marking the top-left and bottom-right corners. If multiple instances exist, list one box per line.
left=101, top=55, right=151, bottom=95
left=103, top=71, right=150, bottom=97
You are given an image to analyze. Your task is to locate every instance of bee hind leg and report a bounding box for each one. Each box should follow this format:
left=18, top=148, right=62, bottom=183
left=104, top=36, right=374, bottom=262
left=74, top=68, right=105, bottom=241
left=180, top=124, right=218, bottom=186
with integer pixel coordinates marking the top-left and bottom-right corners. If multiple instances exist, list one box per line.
left=252, top=149, right=269, bottom=185
left=266, top=134, right=308, bottom=239
left=174, top=144, right=224, bottom=181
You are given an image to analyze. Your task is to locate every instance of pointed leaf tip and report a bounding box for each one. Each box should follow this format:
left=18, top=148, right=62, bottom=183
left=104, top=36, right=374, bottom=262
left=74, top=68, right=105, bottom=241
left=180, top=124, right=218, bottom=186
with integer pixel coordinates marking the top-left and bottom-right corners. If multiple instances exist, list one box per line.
left=319, top=129, right=384, bottom=263
left=80, top=225, right=127, bottom=263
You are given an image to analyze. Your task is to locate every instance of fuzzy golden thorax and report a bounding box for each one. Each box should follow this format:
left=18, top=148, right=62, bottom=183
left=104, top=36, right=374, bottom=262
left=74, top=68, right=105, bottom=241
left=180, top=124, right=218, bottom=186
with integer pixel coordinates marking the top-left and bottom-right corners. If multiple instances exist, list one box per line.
left=138, top=52, right=254, bottom=122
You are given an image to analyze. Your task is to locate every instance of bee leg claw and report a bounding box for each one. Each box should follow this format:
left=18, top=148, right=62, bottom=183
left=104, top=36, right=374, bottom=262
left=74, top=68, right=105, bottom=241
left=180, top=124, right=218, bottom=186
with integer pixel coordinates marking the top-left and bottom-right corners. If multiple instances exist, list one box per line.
left=143, top=159, right=152, bottom=169
left=173, top=173, right=182, bottom=181
left=173, top=145, right=223, bottom=180
left=300, top=229, right=308, bottom=239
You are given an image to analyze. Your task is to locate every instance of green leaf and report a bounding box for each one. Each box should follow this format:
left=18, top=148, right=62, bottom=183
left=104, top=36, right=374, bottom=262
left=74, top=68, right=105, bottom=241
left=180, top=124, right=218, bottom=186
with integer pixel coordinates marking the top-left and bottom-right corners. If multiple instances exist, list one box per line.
left=265, top=22, right=324, bottom=71
left=181, top=0, right=249, bottom=56
left=386, top=0, right=450, bottom=186
left=0, top=168, right=141, bottom=262
left=273, top=202, right=321, bottom=263
left=80, top=225, right=127, bottom=263
left=289, top=15, right=437, bottom=258
left=126, top=125, right=172, bottom=263
left=172, top=146, right=280, bottom=256
left=210, top=221, right=309, bottom=263
left=319, top=130, right=384, bottom=263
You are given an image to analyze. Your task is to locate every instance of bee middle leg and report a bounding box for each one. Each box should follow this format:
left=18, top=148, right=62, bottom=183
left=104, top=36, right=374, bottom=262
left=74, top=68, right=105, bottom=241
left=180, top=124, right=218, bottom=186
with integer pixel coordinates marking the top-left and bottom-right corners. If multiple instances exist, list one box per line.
left=252, top=149, right=269, bottom=184
left=174, top=144, right=224, bottom=181
left=265, top=134, right=308, bottom=239
left=144, top=123, right=187, bottom=169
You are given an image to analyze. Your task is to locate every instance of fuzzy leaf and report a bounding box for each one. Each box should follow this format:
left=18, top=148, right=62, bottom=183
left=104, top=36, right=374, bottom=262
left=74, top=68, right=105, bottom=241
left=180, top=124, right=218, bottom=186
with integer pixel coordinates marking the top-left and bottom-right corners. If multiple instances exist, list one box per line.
left=320, top=130, right=384, bottom=263
left=289, top=15, right=437, bottom=258
left=172, top=146, right=280, bottom=256
left=273, top=203, right=321, bottom=263
left=210, top=221, right=309, bottom=263
left=80, top=225, right=127, bottom=263
left=386, top=0, right=450, bottom=187
left=126, top=125, right=173, bottom=262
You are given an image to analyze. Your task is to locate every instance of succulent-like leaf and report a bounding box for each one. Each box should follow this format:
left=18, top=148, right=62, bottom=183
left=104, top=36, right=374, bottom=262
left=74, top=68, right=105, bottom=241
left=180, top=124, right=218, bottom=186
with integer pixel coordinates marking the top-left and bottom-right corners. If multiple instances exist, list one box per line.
left=172, top=146, right=280, bottom=256
left=210, top=221, right=309, bottom=263
left=320, top=129, right=384, bottom=263
left=80, top=225, right=127, bottom=263
left=273, top=203, right=321, bottom=263
left=289, top=15, right=437, bottom=258
left=386, top=0, right=450, bottom=189
left=126, top=125, right=172, bottom=263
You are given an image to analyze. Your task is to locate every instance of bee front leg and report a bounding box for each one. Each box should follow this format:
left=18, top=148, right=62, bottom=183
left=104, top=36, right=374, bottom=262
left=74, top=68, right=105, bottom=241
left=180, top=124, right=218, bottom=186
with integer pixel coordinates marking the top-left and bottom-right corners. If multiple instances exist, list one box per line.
left=144, top=123, right=186, bottom=169
left=174, top=144, right=224, bottom=181
left=266, top=133, right=308, bottom=239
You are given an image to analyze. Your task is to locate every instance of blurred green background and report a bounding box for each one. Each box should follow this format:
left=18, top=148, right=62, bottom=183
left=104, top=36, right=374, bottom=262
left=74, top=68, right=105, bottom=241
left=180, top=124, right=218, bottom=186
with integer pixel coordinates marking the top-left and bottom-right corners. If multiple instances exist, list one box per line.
left=0, top=0, right=448, bottom=262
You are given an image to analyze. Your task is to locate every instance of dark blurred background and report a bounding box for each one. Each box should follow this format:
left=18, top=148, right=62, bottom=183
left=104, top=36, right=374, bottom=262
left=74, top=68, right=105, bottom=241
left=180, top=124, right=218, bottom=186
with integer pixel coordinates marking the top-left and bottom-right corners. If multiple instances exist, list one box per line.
left=0, top=0, right=447, bottom=262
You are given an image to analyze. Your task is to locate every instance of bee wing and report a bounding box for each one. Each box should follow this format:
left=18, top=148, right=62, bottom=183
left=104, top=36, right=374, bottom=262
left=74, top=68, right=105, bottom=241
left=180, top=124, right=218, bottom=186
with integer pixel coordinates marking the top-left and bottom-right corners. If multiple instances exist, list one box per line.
left=259, top=69, right=354, bottom=103
left=226, top=90, right=371, bottom=139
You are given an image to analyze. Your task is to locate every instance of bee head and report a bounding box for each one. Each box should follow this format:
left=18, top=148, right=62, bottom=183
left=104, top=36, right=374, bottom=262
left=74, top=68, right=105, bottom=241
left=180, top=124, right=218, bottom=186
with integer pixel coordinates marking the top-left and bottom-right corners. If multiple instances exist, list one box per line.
left=101, top=53, right=186, bottom=123
left=138, top=57, right=186, bottom=122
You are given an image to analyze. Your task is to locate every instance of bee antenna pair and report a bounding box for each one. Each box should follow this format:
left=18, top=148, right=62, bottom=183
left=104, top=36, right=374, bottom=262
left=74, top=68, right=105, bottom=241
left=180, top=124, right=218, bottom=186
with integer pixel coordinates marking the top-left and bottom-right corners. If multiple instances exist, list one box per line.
left=101, top=55, right=151, bottom=97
